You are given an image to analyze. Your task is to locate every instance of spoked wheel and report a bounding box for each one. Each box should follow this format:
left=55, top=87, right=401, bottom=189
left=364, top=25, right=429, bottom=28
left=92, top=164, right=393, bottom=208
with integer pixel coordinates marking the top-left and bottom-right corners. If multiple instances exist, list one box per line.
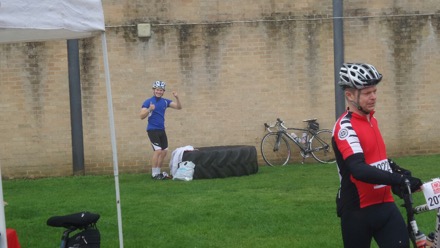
left=310, top=129, right=336, bottom=164
left=260, top=132, right=291, bottom=166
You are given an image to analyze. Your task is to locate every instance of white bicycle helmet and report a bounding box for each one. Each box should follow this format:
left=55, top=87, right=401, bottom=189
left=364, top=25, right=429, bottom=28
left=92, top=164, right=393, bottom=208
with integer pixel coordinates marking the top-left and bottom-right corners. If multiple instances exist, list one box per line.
left=339, top=63, right=382, bottom=89
left=152, top=80, right=166, bottom=90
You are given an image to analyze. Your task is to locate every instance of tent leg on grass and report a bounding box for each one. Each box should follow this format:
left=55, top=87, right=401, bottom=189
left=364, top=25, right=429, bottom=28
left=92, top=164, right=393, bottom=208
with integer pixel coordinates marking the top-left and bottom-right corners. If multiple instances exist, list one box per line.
left=102, top=32, right=124, bottom=248
left=101, top=32, right=124, bottom=248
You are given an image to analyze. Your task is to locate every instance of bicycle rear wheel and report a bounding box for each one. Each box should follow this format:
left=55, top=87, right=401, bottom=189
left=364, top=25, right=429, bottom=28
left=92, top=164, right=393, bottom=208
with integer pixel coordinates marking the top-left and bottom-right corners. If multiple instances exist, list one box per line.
left=261, top=132, right=291, bottom=166
left=310, top=129, right=336, bottom=164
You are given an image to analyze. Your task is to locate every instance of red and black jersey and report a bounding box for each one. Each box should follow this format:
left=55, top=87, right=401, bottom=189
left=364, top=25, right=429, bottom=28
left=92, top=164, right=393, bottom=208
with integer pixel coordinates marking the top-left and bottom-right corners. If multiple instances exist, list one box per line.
left=332, top=110, right=402, bottom=215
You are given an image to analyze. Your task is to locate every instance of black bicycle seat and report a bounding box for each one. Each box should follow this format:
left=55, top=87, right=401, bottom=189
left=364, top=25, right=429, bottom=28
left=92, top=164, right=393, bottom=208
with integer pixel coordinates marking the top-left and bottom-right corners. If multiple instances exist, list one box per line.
left=47, top=211, right=100, bottom=229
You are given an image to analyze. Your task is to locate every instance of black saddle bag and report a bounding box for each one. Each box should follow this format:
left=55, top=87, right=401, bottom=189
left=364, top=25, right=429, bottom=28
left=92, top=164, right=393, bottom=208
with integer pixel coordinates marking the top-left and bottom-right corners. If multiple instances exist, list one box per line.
left=66, top=228, right=100, bottom=248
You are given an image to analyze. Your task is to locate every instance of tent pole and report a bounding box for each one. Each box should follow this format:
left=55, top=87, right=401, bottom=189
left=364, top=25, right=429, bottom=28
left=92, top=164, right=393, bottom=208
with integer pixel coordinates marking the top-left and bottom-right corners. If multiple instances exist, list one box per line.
left=101, top=32, right=124, bottom=248
left=0, top=164, right=7, bottom=248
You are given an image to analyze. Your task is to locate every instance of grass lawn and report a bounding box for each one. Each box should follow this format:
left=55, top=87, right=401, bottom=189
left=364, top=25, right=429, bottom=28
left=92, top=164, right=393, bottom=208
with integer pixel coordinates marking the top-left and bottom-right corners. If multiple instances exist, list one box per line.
left=2, top=154, right=439, bottom=247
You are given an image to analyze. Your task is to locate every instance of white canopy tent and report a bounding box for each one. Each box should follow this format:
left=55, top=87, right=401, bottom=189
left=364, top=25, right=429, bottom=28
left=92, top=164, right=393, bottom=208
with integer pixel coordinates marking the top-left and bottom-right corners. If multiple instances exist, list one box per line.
left=0, top=1, right=123, bottom=247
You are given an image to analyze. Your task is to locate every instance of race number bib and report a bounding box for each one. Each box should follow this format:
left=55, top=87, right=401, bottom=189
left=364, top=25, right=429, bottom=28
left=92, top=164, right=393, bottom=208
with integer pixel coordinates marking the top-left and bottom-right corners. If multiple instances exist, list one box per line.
left=370, top=159, right=392, bottom=173
left=422, top=178, right=440, bottom=210
left=371, top=159, right=392, bottom=189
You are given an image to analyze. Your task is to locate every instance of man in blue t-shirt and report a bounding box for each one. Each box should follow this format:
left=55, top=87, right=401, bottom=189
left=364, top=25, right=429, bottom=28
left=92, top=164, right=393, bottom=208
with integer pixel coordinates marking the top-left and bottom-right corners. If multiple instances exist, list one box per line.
left=140, top=81, right=182, bottom=179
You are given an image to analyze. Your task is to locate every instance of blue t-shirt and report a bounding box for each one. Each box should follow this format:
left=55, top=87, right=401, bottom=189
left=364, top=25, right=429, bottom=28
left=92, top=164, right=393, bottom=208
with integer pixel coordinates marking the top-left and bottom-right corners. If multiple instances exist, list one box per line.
left=142, top=96, right=172, bottom=131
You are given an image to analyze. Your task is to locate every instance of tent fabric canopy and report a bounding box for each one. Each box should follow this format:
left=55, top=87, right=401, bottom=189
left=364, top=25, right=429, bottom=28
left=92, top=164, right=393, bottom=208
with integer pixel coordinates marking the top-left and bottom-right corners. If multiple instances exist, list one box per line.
left=0, top=0, right=105, bottom=43
left=0, top=1, right=123, bottom=247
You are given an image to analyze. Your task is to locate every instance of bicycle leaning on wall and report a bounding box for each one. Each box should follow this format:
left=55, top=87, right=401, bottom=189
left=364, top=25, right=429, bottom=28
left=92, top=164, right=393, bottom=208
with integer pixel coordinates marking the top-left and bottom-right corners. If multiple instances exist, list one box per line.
left=260, top=118, right=336, bottom=166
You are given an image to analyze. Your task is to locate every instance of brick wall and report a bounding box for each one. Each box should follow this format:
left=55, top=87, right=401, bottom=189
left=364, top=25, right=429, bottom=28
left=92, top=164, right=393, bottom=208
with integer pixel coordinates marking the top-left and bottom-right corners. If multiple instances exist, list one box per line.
left=0, top=0, right=439, bottom=178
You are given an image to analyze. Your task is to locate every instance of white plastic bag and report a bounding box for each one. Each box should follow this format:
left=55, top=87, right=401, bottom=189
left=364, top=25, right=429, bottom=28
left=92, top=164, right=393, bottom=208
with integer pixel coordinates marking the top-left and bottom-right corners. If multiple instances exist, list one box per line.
left=173, top=161, right=195, bottom=181
left=169, top=145, right=194, bottom=176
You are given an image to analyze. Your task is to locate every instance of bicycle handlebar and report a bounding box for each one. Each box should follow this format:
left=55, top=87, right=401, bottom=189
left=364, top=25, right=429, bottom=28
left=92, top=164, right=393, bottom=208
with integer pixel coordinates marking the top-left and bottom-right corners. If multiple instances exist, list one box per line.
left=264, top=118, right=288, bottom=132
left=402, top=179, right=437, bottom=214
left=278, top=119, right=288, bottom=130
left=264, top=117, right=317, bottom=132
left=404, top=179, right=412, bottom=200
left=263, top=122, right=274, bottom=132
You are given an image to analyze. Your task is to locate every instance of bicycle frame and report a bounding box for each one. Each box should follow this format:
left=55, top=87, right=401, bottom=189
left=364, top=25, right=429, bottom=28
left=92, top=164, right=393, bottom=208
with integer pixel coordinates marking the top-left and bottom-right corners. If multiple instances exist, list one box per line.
left=285, top=128, right=309, bottom=151
left=262, top=118, right=335, bottom=165
left=267, top=127, right=313, bottom=160
left=271, top=121, right=327, bottom=155
left=402, top=179, right=440, bottom=248
left=414, top=205, right=440, bottom=248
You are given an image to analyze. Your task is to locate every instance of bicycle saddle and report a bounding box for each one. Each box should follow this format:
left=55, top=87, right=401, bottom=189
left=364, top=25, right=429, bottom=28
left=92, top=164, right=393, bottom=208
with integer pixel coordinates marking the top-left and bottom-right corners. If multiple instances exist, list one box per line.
left=47, top=211, right=100, bottom=229
left=303, top=118, right=317, bottom=123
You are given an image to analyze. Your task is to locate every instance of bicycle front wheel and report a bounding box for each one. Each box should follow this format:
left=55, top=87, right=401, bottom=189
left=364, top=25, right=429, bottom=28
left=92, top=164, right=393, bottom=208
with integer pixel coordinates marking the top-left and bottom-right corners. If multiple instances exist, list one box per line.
left=261, top=132, right=291, bottom=166
left=310, top=129, right=336, bottom=164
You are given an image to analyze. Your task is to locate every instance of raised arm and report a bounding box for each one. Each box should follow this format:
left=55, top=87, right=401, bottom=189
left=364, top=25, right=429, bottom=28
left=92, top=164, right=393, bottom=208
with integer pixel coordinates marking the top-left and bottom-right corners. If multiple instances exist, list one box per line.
left=169, top=91, right=182, bottom=110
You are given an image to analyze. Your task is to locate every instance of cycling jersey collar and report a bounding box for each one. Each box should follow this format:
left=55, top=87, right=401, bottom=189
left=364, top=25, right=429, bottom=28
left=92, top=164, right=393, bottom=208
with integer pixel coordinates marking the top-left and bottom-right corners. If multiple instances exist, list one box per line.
left=347, top=107, right=375, bottom=120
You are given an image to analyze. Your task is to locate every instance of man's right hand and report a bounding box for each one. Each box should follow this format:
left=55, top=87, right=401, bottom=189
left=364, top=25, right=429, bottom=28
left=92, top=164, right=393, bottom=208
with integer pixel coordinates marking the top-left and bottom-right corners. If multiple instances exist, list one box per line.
left=393, top=175, right=423, bottom=198
left=405, top=175, right=423, bottom=192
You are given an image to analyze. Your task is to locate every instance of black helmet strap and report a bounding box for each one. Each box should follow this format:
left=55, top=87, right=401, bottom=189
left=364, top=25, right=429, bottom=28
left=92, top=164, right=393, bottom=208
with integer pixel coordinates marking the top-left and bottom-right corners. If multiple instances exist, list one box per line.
left=347, top=89, right=370, bottom=115
left=352, top=89, right=370, bottom=115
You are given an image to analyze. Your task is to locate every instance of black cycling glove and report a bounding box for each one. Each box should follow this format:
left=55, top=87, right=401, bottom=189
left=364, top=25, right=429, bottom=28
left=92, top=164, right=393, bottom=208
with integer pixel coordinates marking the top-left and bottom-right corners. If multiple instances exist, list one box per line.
left=388, top=159, right=419, bottom=198
left=403, top=175, right=423, bottom=192
left=392, top=175, right=423, bottom=198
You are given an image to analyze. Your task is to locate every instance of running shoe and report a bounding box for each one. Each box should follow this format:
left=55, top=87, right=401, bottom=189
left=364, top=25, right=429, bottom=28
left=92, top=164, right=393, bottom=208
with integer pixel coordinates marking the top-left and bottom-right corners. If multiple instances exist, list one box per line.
left=162, top=172, right=172, bottom=179
left=152, top=174, right=165, bottom=180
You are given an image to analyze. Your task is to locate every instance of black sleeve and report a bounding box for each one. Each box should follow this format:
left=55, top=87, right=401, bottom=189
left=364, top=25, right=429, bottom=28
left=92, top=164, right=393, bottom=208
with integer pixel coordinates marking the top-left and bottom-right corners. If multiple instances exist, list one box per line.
left=346, top=153, right=403, bottom=186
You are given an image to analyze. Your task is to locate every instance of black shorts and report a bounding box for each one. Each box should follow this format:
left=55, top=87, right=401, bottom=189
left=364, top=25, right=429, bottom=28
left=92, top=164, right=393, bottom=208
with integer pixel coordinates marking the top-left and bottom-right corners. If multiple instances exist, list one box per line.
left=147, top=130, right=168, bottom=151
left=340, top=202, right=409, bottom=248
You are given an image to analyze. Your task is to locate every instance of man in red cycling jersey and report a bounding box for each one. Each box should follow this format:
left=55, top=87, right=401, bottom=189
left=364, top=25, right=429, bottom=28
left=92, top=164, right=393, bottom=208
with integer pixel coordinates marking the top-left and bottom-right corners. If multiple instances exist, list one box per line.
left=332, top=63, right=423, bottom=248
